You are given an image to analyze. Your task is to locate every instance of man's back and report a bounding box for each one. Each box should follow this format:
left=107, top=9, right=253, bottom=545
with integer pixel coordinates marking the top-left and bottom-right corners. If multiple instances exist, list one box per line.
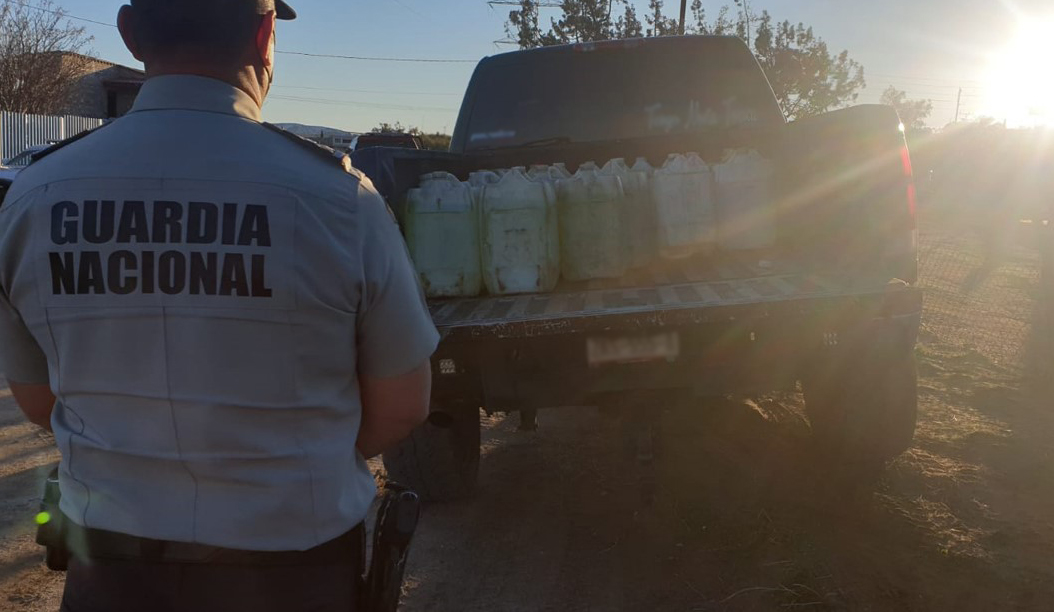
left=0, top=75, right=437, bottom=551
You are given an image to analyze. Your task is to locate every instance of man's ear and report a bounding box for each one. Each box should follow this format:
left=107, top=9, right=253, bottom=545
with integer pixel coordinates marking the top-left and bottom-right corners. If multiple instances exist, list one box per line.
left=117, top=5, right=144, bottom=62
left=256, top=10, right=277, bottom=70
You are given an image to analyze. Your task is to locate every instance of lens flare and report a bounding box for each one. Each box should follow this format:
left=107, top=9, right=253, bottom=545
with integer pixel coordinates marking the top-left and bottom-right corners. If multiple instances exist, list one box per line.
left=983, top=17, right=1054, bottom=126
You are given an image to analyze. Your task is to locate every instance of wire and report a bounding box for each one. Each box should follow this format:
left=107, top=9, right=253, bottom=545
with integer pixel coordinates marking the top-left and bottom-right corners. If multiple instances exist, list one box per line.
left=268, top=94, right=456, bottom=113
left=8, top=1, right=478, bottom=63
left=275, top=51, right=476, bottom=63
left=389, top=0, right=425, bottom=18
left=8, top=0, right=116, bottom=27
left=273, top=85, right=461, bottom=96
left=867, top=72, right=983, bottom=85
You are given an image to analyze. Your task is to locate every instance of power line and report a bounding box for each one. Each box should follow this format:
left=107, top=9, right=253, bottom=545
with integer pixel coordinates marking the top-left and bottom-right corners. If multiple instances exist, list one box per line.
left=487, top=1, right=562, bottom=6
left=867, top=72, right=983, bottom=85
left=9, top=0, right=116, bottom=27
left=275, top=50, right=476, bottom=63
left=866, top=82, right=982, bottom=93
left=9, top=1, right=479, bottom=63
left=268, top=94, right=456, bottom=113
left=274, top=85, right=461, bottom=97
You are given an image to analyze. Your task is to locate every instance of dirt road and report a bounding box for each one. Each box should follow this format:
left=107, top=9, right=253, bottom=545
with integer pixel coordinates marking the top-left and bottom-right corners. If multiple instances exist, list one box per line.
left=0, top=378, right=63, bottom=611
left=3, top=335, right=1054, bottom=611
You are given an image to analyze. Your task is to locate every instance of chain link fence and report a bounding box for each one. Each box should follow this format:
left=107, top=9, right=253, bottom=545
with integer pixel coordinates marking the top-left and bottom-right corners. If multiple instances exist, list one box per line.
left=918, top=194, right=1052, bottom=378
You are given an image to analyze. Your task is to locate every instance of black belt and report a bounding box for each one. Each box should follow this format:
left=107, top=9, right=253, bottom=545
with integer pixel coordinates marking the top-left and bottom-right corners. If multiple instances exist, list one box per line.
left=66, top=520, right=366, bottom=566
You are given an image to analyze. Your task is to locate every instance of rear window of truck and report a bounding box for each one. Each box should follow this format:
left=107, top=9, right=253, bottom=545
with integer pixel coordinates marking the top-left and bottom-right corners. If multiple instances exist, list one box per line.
left=459, top=37, right=784, bottom=152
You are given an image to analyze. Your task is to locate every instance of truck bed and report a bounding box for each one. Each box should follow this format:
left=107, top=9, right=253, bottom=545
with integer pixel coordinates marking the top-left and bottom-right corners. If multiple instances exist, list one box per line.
left=429, top=255, right=896, bottom=339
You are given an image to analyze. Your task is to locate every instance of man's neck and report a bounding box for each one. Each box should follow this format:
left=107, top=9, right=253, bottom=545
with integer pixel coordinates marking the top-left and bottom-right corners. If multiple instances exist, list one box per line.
left=144, top=63, right=266, bottom=109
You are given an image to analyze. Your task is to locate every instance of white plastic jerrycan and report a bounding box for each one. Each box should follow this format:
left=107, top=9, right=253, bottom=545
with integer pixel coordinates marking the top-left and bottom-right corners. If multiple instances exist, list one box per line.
left=601, top=158, right=655, bottom=269
left=480, top=167, right=560, bottom=295
left=631, top=157, right=655, bottom=178
left=468, top=170, right=501, bottom=208
left=556, top=161, right=626, bottom=281
left=714, top=149, right=776, bottom=251
left=652, top=152, right=717, bottom=259
left=405, top=172, right=482, bottom=297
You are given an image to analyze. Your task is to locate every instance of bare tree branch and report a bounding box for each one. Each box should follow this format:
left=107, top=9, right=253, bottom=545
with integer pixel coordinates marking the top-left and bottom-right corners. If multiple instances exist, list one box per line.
left=0, top=0, right=94, bottom=114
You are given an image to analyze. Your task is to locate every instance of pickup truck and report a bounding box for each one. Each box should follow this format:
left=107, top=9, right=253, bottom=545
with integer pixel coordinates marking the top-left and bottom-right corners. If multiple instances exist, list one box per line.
left=353, top=36, right=921, bottom=501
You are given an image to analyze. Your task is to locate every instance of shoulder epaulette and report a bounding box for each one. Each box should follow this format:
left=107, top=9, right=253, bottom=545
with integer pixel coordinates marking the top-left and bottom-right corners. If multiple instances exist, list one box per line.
left=31, top=121, right=112, bottom=164
left=262, top=122, right=360, bottom=176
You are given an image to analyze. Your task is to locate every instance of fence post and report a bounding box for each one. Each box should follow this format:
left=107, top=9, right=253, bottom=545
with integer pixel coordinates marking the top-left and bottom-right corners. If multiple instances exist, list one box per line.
left=1041, top=209, right=1054, bottom=383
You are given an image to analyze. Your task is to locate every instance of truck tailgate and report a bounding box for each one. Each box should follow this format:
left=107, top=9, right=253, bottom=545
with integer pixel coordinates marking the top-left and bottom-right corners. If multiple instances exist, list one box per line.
left=428, top=258, right=910, bottom=339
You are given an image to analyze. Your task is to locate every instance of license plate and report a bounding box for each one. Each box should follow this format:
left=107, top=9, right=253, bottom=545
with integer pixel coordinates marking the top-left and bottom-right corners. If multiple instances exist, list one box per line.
left=586, top=332, right=680, bottom=366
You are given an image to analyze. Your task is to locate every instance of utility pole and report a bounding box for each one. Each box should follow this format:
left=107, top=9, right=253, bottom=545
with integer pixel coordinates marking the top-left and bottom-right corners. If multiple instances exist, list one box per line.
left=954, top=87, right=962, bottom=123
left=741, top=0, right=751, bottom=42
left=679, top=0, right=687, bottom=35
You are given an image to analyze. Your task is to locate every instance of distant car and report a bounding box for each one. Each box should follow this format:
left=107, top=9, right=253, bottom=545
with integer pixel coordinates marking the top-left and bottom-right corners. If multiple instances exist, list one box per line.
left=0, top=144, right=50, bottom=181
left=348, top=133, right=422, bottom=153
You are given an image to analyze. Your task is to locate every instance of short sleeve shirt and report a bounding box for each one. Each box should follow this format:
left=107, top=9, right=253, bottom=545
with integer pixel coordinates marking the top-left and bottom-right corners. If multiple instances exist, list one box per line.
left=0, top=75, right=439, bottom=551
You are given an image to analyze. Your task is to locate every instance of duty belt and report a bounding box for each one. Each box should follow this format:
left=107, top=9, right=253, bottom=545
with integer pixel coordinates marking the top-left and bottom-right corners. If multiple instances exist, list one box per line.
left=66, top=521, right=365, bottom=567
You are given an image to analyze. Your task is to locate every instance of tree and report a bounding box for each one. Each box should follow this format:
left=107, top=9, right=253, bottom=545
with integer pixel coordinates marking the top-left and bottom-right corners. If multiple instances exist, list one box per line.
left=644, top=0, right=678, bottom=37
left=503, top=1, right=865, bottom=120
left=372, top=121, right=409, bottom=134
left=879, top=86, right=933, bottom=131
left=506, top=0, right=543, bottom=49
left=548, top=0, right=616, bottom=44
left=371, top=122, right=451, bottom=151
left=0, top=0, right=94, bottom=115
left=690, top=3, right=736, bottom=35
left=614, top=2, right=642, bottom=39
left=752, top=12, right=866, bottom=120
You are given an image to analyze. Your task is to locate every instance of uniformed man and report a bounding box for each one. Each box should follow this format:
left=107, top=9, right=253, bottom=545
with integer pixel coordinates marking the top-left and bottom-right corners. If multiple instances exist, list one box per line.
left=0, top=1, right=438, bottom=610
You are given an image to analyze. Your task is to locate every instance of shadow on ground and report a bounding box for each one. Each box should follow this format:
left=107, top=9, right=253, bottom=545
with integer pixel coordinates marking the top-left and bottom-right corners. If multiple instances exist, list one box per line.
left=401, top=344, right=1054, bottom=611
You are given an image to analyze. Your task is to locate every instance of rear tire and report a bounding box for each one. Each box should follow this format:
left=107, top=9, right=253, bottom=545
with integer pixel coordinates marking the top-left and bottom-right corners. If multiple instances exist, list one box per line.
left=802, top=349, right=918, bottom=475
left=382, top=408, right=481, bottom=502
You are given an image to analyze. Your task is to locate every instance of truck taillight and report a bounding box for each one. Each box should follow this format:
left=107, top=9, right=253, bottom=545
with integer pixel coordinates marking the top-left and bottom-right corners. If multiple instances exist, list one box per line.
left=901, top=146, right=918, bottom=230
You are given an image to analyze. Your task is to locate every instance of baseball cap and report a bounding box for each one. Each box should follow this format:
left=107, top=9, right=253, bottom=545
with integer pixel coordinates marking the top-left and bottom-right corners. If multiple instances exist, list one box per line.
left=130, top=0, right=297, bottom=20
left=272, top=0, right=297, bottom=20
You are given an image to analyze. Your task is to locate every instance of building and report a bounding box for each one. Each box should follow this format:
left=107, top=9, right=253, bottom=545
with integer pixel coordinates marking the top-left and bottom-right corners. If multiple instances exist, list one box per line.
left=53, top=52, right=146, bottom=119
left=273, top=123, right=359, bottom=151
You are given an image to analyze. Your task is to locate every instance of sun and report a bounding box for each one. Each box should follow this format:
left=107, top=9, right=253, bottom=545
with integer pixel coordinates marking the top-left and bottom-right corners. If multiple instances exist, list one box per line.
left=982, top=17, right=1054, bottom=127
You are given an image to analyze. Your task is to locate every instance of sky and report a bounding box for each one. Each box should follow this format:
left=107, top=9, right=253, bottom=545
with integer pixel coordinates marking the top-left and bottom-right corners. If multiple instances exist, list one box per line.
left=63, top=0, right=1054, bottom=133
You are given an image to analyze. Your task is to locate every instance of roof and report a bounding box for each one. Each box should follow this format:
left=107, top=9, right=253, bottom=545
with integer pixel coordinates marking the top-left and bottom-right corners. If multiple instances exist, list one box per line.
left=36, top=51, right=145, bottom=76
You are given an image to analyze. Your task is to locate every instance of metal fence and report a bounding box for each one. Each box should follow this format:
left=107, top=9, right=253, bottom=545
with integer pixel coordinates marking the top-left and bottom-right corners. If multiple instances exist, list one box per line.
left=0, top=111, right=105, bottom=162
left=918, top=194, right=1053, bottom=379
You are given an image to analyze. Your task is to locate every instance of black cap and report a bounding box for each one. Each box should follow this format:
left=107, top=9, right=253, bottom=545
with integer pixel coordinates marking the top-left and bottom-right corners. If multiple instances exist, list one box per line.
left=274, top=1, right=296, bottom=20
left=131, top=0, right=296, bottom=20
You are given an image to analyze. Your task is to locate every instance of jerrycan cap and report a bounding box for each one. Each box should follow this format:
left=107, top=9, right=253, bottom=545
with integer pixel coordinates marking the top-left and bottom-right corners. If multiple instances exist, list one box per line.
left=600, top=158, right=627, bottom=174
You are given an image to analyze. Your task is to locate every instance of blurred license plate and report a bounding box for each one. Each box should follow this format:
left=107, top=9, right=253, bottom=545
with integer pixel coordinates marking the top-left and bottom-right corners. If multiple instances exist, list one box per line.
left=586, top=332, right=680, bottom=366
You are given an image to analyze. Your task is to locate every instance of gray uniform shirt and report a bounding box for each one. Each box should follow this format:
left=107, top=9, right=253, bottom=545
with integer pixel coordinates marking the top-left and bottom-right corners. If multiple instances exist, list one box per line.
left=0, top=75, right=439, bottom=551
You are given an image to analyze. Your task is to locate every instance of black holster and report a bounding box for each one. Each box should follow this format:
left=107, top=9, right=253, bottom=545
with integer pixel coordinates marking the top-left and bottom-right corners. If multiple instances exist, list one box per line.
left=359, top=483, right=421, bottom=612
left=35, top=468, right=70, bottom=571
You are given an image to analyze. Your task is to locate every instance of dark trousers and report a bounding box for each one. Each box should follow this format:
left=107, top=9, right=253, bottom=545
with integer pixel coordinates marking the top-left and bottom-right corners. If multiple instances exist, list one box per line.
left=59, top=530, right=362, bottom=612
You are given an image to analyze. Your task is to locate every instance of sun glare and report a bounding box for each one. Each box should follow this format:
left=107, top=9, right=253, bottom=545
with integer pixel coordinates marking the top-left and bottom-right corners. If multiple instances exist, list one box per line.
left=983, top=17, right=1054, bottom=127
